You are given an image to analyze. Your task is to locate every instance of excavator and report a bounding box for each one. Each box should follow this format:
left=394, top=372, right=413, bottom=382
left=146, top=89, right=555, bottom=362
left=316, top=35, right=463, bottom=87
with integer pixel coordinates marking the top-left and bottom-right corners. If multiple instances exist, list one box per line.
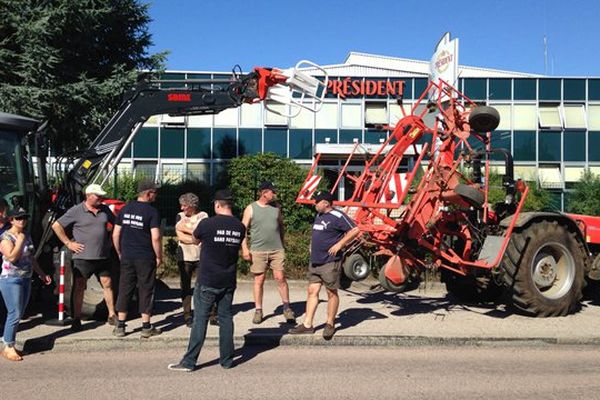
left=0, top=61, right=327, bottom=318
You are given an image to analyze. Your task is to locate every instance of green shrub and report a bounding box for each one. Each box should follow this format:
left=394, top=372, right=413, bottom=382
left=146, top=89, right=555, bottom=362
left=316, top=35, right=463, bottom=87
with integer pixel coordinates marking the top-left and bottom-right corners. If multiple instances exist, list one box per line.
left=567, top=169, right=600, bottom=216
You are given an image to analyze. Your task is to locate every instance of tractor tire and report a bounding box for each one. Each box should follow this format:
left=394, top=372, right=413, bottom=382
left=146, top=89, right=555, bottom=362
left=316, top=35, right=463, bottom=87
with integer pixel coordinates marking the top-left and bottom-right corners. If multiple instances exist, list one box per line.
left=501, top=220, right=586, bottom=317
left=454, top=184, right=485, bottom=208
left=378, top=264, right=410, bottom=293
left=441, top=270, right=504, bottom=303
left=343, top=253, right=370, bottom=282
left=469, top=106, right=500, bottom=133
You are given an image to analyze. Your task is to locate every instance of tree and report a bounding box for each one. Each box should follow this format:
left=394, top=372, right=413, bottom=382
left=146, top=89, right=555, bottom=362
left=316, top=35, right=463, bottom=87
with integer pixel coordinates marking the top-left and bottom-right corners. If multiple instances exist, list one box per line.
left=227, top=153, right=317, bottom=231
left=0, top=0, right=165, bottom=152
left=567, top=169, right=600, bottom=216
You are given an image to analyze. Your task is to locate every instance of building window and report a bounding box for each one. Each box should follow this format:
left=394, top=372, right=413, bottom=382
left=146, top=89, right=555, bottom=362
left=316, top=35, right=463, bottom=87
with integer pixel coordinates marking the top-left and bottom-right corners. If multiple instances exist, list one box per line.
left=513, top=131, right=536, bottom=161
left=563, top=104, right=587, bottom=129
left=389, top=102, right=411, bottom=126
left=315, top=103, right=339, bottom=129
left=187, top=128, right=211, bottom=159
left=489, top=79, right=511, bottom=100
left=539, top=79, right=561, bottom=101
left=238, top=128, right=262, bottom=156
left=538, top=104, right=562, bottom=129
left=364, top=102, right=388, bottom=126
left=513, top=104, right=537, bottom=130
left=491, top=131, right=511, bottom=161
left=264, top=128, right=287, bottom=157
left=186, top=163, right=210, bottom=182
left=365, top=130, right=387, bottom=145
left=538, top=131, right=561, bottom=162
left=160, top=127, right=184, bottom=158
left=564, top=166, right=585, bottom=189
left=589, top=131, right=600, bottom=161
left=133, top=127, right=158, bottom=158
left=339, top=130, right=362, bottom=144
left=341, top=103, right=362, bottom=128
left=588, top=105, right=600, bottom=130
left=240, top=103, right=262, bottom=127
left=264, top=103, right=288, bottom=126
left=538, top=164, right=562, bottom=189
left=588, top=79, right=600, bottom=101
left=134, top=161, right=157, bottom=179
left=393, top=78, right=411, bottom=100
left=463, top=78, right=486, bottom=100
left=564, top=79, right=586, bottom=101
left=414, top=78, right=428, bottom=99
left=514, top=165, right=538, bottom=181
left=514, top=79, right=536, bottom=100
left=161, top=163, right=185, bottom=184
left=489, top=104, right=511, bottom=131
left=289, top=129, right=312, bottom=159
left=564, top=131, right=586, bottom=162
left=290, top=104, right=315, bottom=129
left=316, top=129, right=337, bottom=144
left=213, top=128, right=236, bottom=159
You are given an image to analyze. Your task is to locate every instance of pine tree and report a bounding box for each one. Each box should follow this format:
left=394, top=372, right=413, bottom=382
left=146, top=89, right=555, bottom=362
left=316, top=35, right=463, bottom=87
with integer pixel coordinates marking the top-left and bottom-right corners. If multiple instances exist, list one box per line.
left=0, top=0, right=166, bottom=151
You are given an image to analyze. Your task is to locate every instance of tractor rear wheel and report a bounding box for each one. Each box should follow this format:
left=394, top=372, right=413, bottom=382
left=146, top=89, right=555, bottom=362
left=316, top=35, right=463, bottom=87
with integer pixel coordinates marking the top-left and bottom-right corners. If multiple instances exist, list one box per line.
left=501, top=220, right=586, bottom=317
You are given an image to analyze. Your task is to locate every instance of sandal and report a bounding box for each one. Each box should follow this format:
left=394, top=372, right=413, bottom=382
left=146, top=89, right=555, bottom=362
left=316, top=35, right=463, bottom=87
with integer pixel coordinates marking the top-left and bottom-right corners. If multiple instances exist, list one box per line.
left=2, top=346, right=23, bottom=361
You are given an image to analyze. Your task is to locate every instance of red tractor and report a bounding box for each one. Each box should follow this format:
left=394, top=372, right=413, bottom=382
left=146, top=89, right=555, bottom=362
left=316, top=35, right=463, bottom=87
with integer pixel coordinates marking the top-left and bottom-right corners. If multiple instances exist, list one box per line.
left=297, top=77, right=600, bottom=317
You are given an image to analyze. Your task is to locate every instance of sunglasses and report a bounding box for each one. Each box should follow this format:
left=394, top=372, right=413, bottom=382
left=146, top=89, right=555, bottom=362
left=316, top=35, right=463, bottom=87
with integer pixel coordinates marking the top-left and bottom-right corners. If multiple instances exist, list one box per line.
left=14, top=216, right=28, bottom=221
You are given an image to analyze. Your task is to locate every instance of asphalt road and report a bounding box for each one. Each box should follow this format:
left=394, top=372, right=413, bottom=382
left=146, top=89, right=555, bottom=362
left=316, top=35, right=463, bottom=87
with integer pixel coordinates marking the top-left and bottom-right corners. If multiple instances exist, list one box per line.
left=4, top=345, right=600, bottom=400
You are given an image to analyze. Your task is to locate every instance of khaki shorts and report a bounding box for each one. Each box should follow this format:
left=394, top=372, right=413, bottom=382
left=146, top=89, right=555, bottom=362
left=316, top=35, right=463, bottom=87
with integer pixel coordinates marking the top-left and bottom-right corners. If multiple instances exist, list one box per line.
left=307, top=260, right=342, bottom=290
left=250, top=249, right=286, bottom=274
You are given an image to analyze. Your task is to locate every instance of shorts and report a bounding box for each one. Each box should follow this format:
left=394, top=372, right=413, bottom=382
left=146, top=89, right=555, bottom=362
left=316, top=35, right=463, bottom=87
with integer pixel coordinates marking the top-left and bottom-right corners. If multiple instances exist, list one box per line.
left=307, top=260, right=342, bottom=290
left=250, top=249, right=285, bottom=274
left=72, top=259, right=111, bottom=280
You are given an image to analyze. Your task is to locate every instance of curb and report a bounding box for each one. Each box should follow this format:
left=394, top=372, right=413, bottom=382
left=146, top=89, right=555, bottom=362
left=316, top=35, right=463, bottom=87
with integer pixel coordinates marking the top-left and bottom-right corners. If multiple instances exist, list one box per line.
left=20, top=333, right=600, bottom=353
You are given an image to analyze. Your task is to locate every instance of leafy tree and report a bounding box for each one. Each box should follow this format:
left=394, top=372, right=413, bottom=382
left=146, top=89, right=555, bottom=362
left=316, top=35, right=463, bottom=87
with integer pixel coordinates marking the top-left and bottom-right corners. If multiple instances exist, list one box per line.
left=0, top=0, right=165, bottom=152
left=227, top=153, right=316, bottom=231
left=567, top=169, right=600, bottom=216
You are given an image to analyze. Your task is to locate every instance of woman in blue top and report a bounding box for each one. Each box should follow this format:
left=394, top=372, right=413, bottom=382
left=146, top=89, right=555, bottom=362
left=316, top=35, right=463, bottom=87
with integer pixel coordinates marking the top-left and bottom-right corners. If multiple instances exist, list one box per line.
left=0, top=208, right=51, bottom=361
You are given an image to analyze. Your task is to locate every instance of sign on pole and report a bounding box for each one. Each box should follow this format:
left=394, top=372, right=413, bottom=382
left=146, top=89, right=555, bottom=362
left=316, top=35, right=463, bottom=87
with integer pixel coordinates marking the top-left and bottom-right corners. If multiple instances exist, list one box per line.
left=429, top=32, right=459, bottom=101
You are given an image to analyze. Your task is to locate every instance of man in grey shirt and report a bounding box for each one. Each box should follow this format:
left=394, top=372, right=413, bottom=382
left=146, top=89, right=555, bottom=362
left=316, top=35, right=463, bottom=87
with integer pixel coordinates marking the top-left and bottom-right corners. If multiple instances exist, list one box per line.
left=52, top=184, right=117, bottom=331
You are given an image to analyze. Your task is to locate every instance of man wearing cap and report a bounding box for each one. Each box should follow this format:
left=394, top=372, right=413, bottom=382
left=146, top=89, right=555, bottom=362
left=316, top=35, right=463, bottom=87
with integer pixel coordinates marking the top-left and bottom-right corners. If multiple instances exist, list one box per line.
left=288, top=190, right=360, bottom=340
left=241, top=181, right=294, bottom=324
left=168, top=189, right=245, bottom=372
left=112, top=179, right=162, bottom=338
left=52, top=184, right=117, bottom=331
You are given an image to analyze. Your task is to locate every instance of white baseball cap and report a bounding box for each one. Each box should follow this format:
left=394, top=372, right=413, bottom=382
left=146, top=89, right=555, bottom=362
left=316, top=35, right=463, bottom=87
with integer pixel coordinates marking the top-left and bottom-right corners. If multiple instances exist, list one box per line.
left=85, top=184, right=107, bottom=196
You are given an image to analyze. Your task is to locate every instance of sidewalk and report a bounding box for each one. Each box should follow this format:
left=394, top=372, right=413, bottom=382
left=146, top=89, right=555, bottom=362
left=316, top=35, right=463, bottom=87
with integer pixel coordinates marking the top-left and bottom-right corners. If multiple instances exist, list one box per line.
left=15, top=279, right=600, bottom=353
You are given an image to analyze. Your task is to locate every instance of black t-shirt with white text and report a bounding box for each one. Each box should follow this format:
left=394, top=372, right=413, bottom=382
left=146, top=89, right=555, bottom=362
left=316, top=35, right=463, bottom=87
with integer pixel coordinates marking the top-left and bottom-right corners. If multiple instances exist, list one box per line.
left=116, top=200, right=160, bottom=261
left=193, top=215, right=245, bottom=289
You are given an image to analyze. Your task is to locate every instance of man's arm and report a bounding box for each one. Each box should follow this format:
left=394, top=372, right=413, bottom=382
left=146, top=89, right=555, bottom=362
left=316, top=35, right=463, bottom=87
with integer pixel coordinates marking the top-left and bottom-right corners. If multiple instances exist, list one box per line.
left=277, top=207, right=285, bottom=247
left=151, top=227, right=162, bottom=266
left=328, top=226, right=361, bottom=256
left=112, top=225, right=122, bottom=259
left=52, top=221, right=84, bottom=254
left=240, top=205, right=253, bottom=261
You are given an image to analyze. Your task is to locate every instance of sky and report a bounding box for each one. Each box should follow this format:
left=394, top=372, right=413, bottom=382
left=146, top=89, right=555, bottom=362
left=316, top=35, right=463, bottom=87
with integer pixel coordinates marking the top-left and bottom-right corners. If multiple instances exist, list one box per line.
left=148, top=0, right=599, bottom=76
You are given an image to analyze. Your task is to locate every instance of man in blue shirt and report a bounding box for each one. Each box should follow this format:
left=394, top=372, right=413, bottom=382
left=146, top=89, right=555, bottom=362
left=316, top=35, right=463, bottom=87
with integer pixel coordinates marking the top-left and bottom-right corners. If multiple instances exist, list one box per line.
left=288, top=190, right=360, bottom=340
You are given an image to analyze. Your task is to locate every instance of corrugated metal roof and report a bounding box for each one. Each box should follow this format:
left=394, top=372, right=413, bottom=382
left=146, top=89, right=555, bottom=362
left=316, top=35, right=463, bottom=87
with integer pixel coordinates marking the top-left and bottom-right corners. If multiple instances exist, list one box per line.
left=301, top=52, right=544, bottom=78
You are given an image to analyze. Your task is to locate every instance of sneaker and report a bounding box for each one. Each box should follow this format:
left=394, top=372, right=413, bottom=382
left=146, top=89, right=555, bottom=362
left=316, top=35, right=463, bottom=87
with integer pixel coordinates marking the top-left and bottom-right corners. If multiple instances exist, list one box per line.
left=71, top=318, right=82, bottom=332
left=283, top=307, right=296, bottom=323
left=112, top=325, right=126, bottom=338
left=140, top=326, right=162, bottom=339
left=107, top=315, right=118, bottom=326
left=252, top=309, right=263, bottom=325
left=167, top=363, right=194, bottom=372
left=323, top=323, right=335, bottom=340
left=288, top=324, right=315, bottom=334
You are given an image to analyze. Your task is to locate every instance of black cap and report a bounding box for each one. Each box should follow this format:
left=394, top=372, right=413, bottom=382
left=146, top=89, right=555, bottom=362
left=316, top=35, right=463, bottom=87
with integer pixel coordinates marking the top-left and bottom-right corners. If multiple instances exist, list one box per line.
left=137, top=179, right=158, bottom=193
left=214, top=189, right=234, bottom=201
left=314, top=191, right=335, bottom=203
left=258, top=181, right=276, bottom=192
left=7, top=208, right=29, bottom=219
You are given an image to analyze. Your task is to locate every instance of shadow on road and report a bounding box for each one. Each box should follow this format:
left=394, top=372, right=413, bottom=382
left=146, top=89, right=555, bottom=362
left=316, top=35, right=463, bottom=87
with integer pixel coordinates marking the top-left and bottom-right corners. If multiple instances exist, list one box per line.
left=22, top=320, right=104, bottom=355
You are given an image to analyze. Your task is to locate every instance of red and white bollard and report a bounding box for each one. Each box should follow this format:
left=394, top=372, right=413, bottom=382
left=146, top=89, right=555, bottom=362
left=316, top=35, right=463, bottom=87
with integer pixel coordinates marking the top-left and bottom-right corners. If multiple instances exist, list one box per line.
left=45, top=250, right=73, bottom=326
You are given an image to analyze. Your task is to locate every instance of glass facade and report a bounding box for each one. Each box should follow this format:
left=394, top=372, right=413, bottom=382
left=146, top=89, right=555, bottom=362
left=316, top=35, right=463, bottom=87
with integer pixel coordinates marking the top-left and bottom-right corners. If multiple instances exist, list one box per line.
left=120, top=71, right=600, bottom=210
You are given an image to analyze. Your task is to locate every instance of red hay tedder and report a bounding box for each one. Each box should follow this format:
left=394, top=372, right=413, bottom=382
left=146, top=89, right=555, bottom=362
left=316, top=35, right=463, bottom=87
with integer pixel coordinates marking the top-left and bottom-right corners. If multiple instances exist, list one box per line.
left=297, top=77, right=600, bottom=317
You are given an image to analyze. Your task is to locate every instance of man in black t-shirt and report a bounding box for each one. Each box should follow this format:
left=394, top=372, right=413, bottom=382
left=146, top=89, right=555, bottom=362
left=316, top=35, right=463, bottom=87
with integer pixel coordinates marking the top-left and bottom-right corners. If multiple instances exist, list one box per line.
left=168, top=189, right=245, bottom=372
left=112, top=179, right=162, bottom=339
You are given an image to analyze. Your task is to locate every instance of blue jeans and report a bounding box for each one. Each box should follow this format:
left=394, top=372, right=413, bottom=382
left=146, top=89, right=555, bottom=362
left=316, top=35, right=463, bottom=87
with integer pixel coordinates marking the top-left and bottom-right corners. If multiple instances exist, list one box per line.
left=180, top=285, right=235, bottom=369
left=0, top=276, right=31, bottom=346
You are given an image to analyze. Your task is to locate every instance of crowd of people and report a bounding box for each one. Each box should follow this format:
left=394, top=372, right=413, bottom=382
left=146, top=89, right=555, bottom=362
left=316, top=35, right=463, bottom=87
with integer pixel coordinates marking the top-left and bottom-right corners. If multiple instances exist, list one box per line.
left=0, top=180, right=360, bottom=368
